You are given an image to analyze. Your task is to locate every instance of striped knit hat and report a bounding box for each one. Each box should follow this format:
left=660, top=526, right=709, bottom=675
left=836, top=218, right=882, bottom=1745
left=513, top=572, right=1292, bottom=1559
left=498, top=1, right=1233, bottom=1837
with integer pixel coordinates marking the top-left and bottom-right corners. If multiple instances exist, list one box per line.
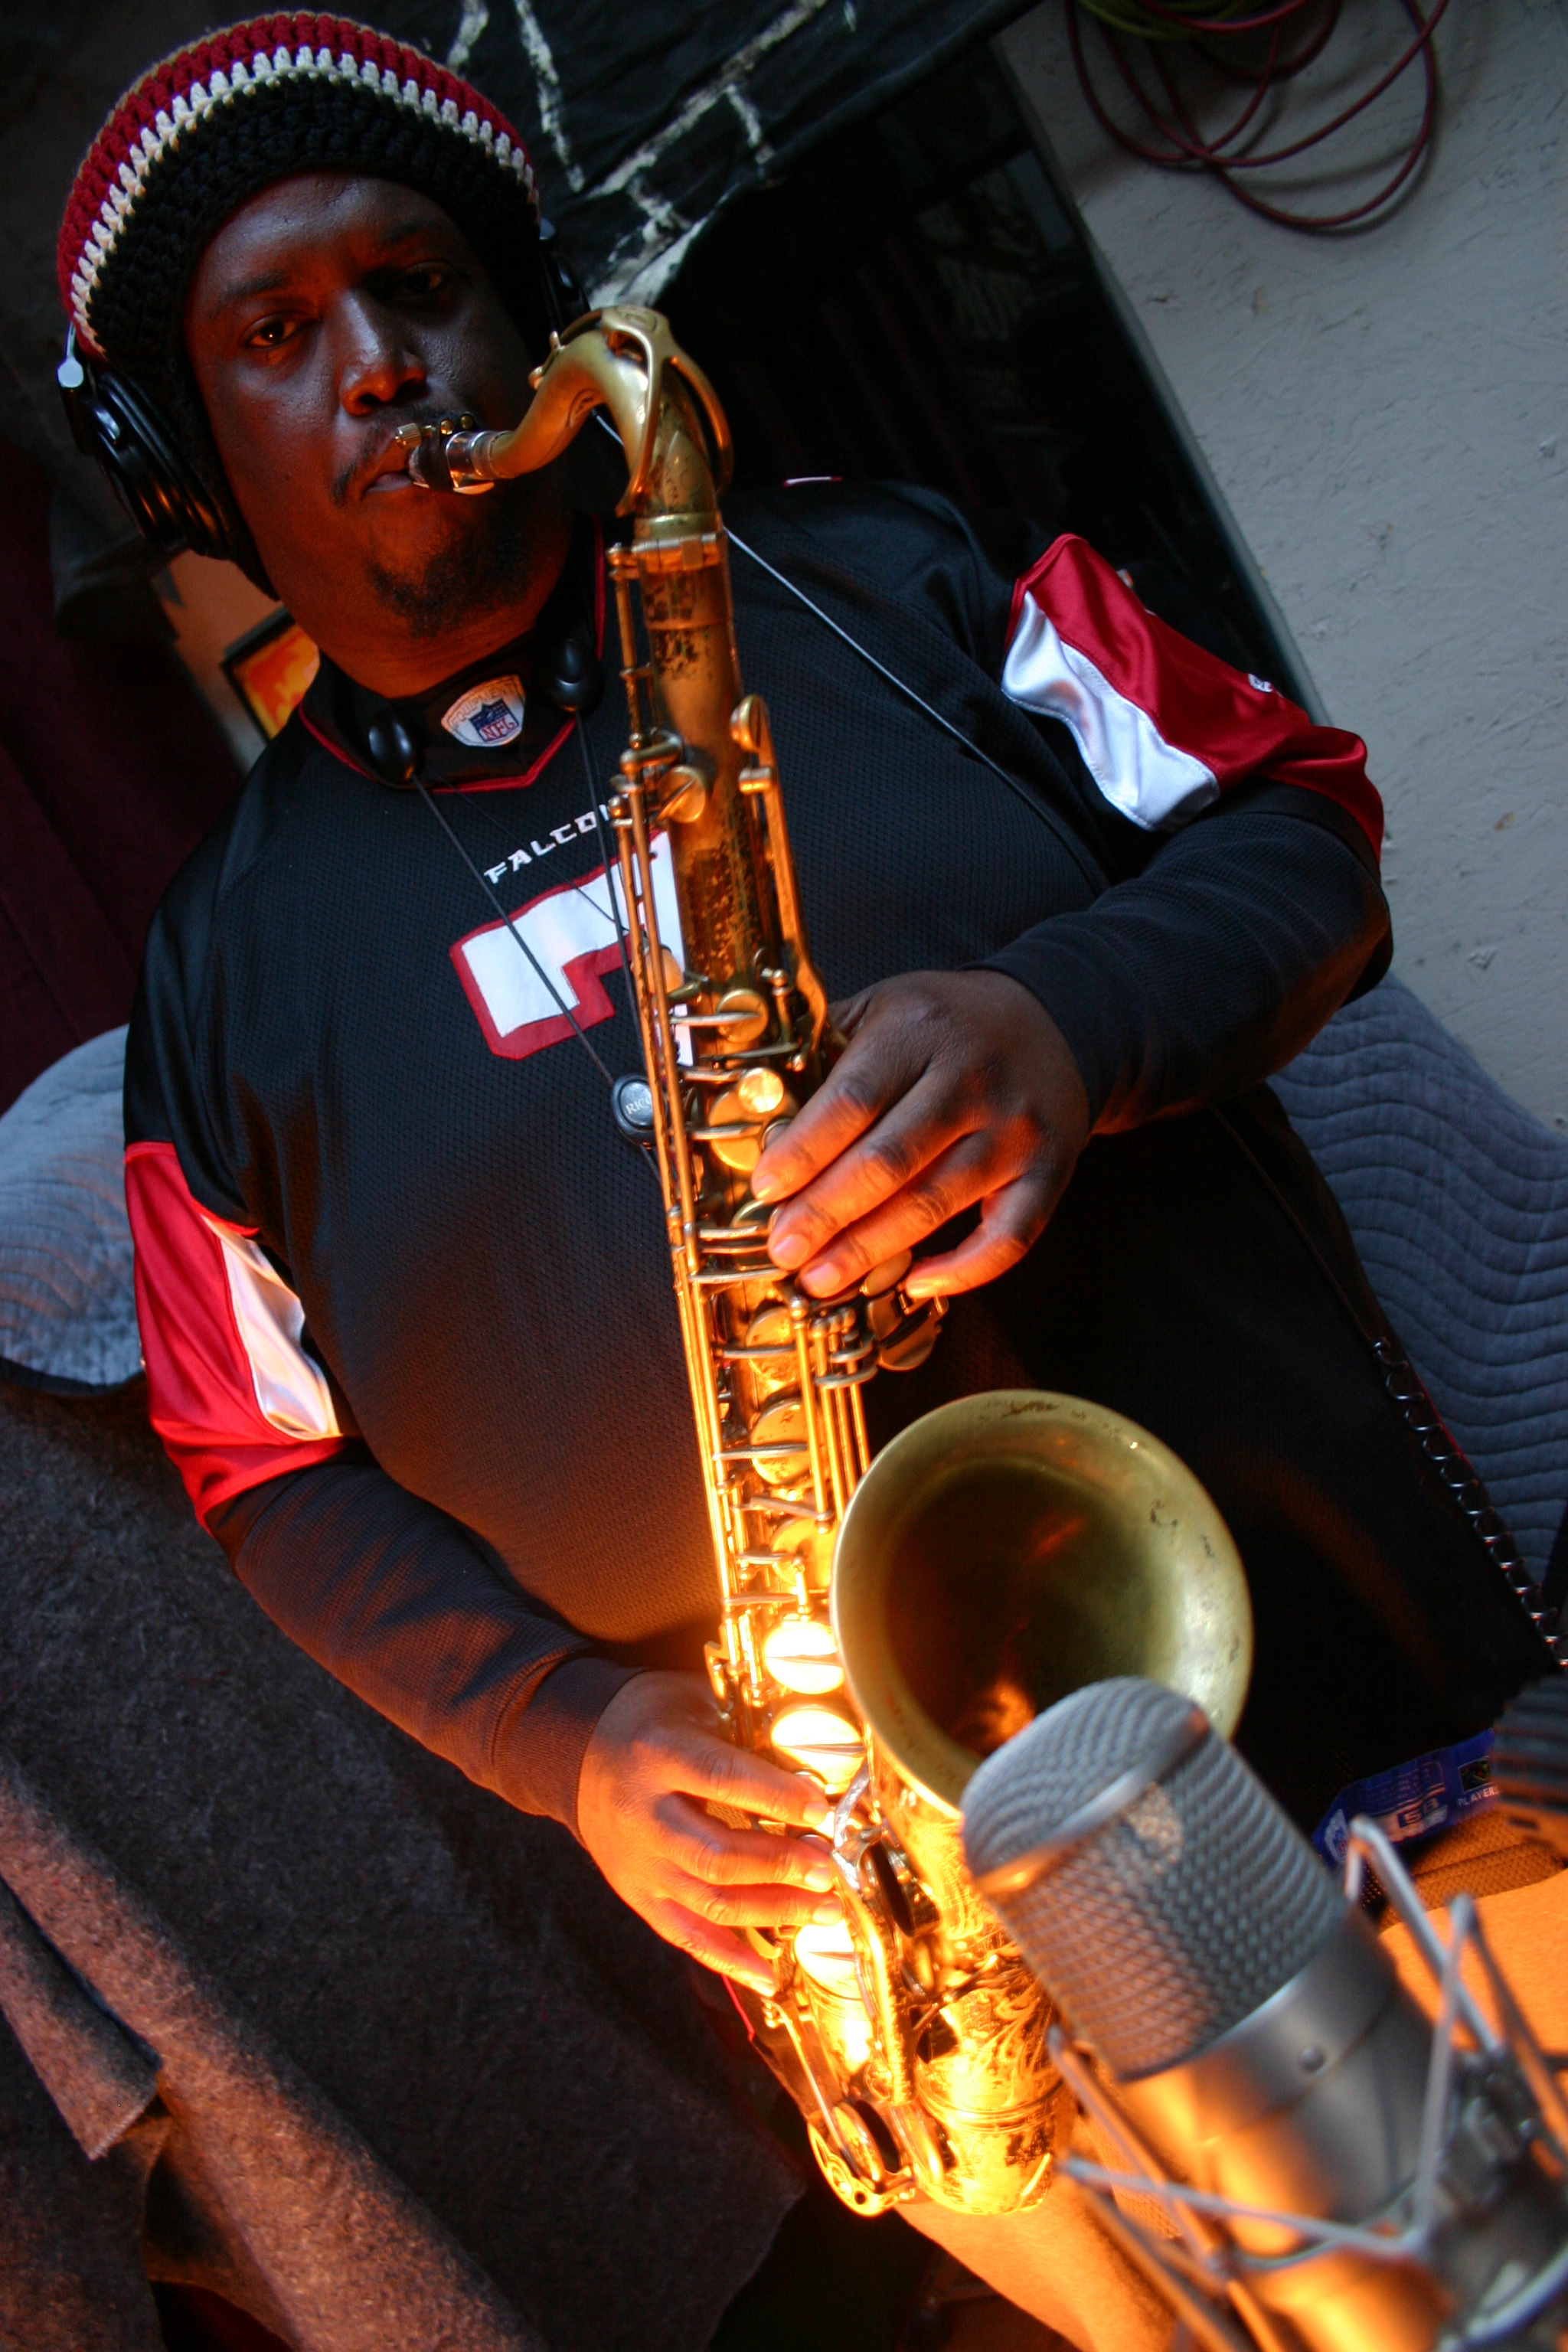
left=57, top=15, right=541, bottom=576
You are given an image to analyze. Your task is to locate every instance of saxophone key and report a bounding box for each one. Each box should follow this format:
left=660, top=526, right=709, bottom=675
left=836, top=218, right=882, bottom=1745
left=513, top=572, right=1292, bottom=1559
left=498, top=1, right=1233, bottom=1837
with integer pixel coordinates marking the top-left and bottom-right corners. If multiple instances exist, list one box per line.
left=769, top=1701, right=864, bottom=1791
left=761, top=1614, right=844, bottom=1695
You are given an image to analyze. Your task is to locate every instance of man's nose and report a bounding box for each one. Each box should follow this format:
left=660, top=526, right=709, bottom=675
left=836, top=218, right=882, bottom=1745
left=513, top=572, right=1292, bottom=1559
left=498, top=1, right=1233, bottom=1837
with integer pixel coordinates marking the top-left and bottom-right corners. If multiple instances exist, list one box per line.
left=335, top=295, right=426, bottom=413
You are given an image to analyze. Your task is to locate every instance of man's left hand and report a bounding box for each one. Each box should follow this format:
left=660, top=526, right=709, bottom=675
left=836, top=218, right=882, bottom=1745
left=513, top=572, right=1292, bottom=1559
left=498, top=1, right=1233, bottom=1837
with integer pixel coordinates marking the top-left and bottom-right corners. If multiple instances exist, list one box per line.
left=750, top=970, right=1090, bottom=1301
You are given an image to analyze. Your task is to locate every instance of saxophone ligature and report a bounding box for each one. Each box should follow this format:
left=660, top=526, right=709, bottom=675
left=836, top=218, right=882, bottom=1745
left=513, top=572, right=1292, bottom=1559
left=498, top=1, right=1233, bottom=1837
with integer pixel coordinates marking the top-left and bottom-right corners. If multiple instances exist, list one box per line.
left=397, top=309, right=1253, bottom=2219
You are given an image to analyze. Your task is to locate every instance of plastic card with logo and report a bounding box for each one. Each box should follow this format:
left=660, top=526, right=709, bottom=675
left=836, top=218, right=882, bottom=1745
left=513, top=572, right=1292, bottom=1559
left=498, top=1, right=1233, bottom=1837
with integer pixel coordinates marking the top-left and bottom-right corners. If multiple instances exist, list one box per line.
left=1312, top=1730, right=1495, bottom=1866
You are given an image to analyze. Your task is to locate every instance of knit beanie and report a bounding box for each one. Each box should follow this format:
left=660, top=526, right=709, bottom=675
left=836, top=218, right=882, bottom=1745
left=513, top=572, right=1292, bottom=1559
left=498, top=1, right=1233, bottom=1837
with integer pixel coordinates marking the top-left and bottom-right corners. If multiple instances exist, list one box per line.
left=57, top=15, right=541, bottom=583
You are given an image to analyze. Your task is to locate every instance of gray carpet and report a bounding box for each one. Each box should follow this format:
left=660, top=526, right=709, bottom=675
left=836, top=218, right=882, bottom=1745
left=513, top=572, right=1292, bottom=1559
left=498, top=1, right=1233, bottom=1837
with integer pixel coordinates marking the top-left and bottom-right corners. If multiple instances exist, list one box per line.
left=0, top=1379, right=797, bottom=2352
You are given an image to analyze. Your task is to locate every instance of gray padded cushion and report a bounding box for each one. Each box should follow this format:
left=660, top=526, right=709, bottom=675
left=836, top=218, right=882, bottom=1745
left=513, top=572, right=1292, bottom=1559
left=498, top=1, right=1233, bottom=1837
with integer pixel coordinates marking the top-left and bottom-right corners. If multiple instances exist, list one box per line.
left=0, top=1031, right=139, bottom=1394
left=1273, top=978, right=1568, bottom=1587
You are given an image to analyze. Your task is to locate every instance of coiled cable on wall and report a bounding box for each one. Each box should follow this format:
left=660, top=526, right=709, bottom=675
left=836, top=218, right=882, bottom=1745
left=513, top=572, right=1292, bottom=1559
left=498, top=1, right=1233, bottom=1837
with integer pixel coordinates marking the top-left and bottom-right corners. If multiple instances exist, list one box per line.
left=1067, top=0, right=1450, bottom=231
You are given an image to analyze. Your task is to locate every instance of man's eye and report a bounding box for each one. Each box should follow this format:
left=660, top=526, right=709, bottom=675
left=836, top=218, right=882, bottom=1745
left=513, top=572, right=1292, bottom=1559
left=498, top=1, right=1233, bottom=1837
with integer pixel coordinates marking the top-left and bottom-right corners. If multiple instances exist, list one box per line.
left=402, top=266, right=452, bottom=300
left=246, top=316, right=299, bottom=351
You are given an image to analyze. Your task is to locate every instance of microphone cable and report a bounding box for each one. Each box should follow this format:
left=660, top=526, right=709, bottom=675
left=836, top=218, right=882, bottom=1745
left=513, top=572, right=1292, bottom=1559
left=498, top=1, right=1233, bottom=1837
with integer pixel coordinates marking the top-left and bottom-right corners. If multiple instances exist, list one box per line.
left=1067, top=0, right=1451, bottom=232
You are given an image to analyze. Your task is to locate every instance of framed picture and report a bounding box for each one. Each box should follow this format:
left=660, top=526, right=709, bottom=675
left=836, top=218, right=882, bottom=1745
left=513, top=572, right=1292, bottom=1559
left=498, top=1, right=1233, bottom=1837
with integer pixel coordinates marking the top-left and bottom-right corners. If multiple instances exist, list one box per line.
left=220, top=609, right=319, bottom=740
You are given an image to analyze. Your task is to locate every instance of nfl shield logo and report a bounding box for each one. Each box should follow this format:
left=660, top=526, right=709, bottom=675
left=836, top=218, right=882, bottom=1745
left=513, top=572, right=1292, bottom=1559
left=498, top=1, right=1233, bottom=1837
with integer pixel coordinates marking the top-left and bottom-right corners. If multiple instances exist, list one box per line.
left=441, top=674, right=526, bottom=750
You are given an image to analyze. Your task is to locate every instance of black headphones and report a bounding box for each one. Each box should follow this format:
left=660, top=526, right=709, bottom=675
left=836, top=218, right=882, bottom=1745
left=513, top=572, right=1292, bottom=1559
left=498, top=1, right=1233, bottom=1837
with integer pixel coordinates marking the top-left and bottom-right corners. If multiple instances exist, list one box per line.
left=57, top=328, right=237, bottom=564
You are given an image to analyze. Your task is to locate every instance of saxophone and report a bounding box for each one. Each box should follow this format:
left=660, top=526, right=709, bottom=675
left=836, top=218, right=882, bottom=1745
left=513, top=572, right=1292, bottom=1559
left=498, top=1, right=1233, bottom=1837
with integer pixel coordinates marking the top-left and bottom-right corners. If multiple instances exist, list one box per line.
left=399, top=309, right=1253, bottom=2219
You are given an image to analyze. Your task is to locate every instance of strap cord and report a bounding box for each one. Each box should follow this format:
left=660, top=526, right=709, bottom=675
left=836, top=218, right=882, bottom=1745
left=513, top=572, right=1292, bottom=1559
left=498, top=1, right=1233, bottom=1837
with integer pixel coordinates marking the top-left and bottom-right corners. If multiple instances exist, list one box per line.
left=727, top=528, right=1103, bottom=896
left=414, top=775, right=616, bottom=1086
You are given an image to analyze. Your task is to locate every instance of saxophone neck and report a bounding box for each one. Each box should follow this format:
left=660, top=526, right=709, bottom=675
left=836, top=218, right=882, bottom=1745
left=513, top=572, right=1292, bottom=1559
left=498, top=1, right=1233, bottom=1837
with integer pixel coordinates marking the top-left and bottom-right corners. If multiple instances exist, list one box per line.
left=397, top=308, right=733, bottom=518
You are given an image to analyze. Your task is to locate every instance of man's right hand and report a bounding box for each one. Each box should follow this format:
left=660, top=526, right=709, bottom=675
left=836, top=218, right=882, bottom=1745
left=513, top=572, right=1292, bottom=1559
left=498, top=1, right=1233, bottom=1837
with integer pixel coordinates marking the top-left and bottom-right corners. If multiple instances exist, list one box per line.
left=577, top=1671, right=840, bottom=1994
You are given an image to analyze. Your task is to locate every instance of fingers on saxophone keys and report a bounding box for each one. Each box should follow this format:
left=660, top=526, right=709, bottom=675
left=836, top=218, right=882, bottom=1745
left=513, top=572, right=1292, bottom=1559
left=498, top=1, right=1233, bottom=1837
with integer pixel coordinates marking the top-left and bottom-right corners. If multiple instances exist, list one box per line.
left=903, top=1174, right=1050, bottom=1301
left=688, top=1739, right=833, bottom=1832
left=763, top=1108, right=929, bottom=1255
left=752, top=1068, right=885, bottom=1207
left=670, top=1870, right=839, bottom=1932
left=795, top=1131, right=1011, bottom=1297
left=769, top=1098, right=965, bottom=1280
left=664, top=1915, right=778, bottom=1995
left=669, top=1808, right=836, bottom=1893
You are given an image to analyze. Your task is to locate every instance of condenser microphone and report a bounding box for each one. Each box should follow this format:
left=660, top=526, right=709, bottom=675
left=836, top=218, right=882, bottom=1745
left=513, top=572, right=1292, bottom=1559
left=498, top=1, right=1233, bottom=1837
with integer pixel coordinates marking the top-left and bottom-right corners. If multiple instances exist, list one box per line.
left=962, top=1680, right=1568, bottom=2352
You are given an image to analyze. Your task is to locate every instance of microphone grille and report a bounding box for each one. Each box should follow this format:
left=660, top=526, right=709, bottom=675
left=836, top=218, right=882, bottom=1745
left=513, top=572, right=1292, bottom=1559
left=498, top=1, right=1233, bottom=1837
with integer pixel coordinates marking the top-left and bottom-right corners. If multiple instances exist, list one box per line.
left=962, top=1680, right=1342, bottom=2078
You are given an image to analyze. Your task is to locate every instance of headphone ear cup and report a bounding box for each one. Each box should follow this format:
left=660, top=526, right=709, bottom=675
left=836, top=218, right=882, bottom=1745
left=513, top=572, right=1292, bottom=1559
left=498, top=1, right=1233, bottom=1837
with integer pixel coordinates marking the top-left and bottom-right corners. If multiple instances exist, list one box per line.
left=106, top=373, right=233, bottom=562
left=60, top=355, right=234, bottom=564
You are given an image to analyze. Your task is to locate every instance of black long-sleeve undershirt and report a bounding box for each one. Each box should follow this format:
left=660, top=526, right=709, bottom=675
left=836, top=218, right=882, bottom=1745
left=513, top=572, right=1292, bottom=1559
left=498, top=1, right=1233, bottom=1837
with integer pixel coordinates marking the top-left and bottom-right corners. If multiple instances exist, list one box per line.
left=988, top=782, right=1387, bottom=1130
left=210, top=1459, right=630, bottom=1831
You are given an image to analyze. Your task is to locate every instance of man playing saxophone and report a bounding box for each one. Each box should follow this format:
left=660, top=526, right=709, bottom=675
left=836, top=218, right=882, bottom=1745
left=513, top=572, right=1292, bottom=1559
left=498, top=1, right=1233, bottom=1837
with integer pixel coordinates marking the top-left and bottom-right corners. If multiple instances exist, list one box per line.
left=60, top=18, right=1554, bottom=2347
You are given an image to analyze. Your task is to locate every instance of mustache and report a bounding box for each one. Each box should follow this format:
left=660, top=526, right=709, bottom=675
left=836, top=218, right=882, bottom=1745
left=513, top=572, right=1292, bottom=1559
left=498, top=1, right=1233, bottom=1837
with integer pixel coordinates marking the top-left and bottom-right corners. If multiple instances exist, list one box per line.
left=330, top=403, right=479, bottom=508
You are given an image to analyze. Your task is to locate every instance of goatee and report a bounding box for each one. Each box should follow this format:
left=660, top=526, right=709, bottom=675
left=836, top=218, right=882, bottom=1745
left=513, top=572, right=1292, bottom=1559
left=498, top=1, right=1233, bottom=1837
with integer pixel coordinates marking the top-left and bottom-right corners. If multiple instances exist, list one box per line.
left=364, top=485, right=539, bottom=639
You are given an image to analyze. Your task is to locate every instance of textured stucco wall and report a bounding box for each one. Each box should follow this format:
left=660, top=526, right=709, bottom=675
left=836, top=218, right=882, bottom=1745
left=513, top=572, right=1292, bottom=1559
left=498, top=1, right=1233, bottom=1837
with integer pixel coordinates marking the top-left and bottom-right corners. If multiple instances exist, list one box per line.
left=998, top=0, right=1567, bottom=1129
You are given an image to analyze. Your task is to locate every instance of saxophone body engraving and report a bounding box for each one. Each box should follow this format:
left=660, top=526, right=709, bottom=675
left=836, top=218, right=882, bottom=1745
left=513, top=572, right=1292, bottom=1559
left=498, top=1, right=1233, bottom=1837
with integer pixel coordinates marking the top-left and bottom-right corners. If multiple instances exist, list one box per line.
left=400, top=309, right=1252, bottom=2218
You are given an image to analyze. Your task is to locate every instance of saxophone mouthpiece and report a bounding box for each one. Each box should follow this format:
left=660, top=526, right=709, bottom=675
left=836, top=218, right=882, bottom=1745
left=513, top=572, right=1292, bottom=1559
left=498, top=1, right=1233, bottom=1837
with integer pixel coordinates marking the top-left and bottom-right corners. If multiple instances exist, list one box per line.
left=393, top=416, right=498, bottom=496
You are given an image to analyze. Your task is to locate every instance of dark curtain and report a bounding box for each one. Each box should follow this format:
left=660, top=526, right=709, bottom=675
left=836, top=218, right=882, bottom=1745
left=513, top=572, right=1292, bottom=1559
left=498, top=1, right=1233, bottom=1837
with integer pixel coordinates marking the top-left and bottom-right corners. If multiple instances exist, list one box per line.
left=395, top=0, right=1037, bottom=300
left=0, top=446, right=239, bottom=1114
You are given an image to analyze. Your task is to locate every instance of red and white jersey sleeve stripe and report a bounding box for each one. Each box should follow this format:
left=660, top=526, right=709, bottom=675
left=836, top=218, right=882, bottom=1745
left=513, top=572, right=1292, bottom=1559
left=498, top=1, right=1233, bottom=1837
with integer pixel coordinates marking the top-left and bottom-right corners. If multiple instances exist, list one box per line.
left=1002, top=536, right=1382, bottom=856
left=124, top=1141, right=346, bottom=1528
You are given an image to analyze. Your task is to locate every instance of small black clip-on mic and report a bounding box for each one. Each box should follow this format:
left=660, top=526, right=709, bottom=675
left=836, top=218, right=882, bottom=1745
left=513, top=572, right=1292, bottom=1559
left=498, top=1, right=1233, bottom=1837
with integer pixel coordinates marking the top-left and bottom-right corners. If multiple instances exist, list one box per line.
left=544, top=630, right=603, bottom=717
left=366, top=714, right=420, bottom=788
